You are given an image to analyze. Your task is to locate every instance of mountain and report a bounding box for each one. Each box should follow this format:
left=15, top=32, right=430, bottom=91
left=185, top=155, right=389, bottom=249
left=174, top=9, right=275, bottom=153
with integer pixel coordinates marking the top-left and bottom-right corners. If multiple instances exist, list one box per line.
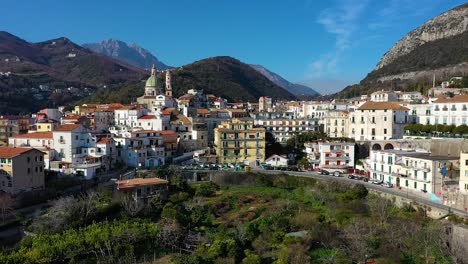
left=83, top=56, right=297, bottom=104
left=249, top=64, right=320, bottom=97
left=335, top=3, right=468, bottom=98
left=0, top=31, right=146, bottom=114
left=0, top=31, right=146, bottom=86
left=83, top=39, right=170, bottom=70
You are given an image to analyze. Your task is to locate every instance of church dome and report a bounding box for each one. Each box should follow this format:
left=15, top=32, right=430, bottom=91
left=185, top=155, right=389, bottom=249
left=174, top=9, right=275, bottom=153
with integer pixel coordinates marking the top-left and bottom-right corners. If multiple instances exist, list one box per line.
left=145, top=64, right=157, bottom=87
left=146, top=75, right=157, bottom=87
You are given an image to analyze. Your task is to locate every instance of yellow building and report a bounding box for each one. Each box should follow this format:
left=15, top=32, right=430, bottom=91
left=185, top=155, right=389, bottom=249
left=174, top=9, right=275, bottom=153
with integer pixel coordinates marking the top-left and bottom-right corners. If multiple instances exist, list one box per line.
left=36, top=119, right=59, bottom=132
left=214, top=119, right=265, bottom=165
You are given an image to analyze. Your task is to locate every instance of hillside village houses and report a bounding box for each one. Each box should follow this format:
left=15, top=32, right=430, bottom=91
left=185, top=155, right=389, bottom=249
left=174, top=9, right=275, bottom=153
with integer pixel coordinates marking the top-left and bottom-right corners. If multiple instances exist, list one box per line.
left=2, top=67, right=468, bottom=214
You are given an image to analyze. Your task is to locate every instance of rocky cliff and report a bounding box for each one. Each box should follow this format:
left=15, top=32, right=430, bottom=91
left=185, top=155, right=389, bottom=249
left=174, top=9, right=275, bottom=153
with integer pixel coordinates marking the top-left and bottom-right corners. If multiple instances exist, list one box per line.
left=375, top=3, right=468, bottom=70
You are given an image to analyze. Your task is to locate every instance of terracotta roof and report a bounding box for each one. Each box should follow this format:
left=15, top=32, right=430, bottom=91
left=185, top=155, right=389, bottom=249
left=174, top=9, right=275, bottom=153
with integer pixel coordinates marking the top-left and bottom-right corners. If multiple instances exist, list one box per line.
left=0, top=147, right=37, bottom=158
left=178, top=94, right=194, bottom=100
left=55, top=124, right=81, bottom=132
left=434, top=94, right=468, bottom=103
left=12, top=132, right=53, bottom=139
left=358, top=101, right=409, bottom=111
left=159, top=130, right=176, bottom=135
left=197, top=108, right=210, bottom=114
left=62, top=115, right=82, bottom=120
left=138, top=115, right=156, bottom=120
left=116, top=177, right=168, bottom=190
left=97, top=137, right=113, bottom=144
left=116, top=105, right=137, bottom=110
left=161, top=110, right=171, bottom=115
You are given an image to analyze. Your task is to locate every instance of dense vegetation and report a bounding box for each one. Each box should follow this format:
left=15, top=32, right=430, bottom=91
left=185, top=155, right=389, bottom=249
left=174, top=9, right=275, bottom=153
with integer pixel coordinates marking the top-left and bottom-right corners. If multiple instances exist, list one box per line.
left=404, top=124, right=468, bottom=136
left=75, top=80, right=145, bottom=105
left=364, top=32, right=468, bottom=82
left=0, top=173, right=461, bottom=263
left=168, top=56, right=296, bottom=102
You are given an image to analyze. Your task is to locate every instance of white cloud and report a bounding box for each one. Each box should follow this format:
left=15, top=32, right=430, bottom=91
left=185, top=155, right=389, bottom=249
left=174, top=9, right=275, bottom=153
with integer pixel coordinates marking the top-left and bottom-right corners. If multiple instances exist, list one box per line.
left=306, top=0, right=369, bottom=79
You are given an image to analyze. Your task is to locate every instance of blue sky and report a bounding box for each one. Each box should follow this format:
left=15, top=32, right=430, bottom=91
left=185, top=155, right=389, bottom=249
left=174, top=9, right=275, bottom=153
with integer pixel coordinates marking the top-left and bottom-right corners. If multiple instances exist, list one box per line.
left=1, top=0, right=466, bottom=94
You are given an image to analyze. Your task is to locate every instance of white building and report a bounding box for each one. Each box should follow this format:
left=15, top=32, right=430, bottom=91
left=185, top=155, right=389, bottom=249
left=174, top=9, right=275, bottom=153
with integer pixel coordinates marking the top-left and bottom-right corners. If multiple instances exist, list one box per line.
left=135, top=111, right=170, bottom=131
left=302, top=101, right=329, bottom=119
left=305, top=141, right=355, bottom=170
left=349, top=101, right=409, bottom=141
left=264, top=154, right=288, bottom=167
left=370, top=90, right=398, bottom=102
left=114, top=130, right=165, bottom=168
left=114, top=106, right=147, bottom=127
left=367, top=149, right=458, bottom=194
left=8, top=131, right=55, bottom=169
left=397, top=91, right=423, bottom=102
left=430, top=95, right=468, bottom=126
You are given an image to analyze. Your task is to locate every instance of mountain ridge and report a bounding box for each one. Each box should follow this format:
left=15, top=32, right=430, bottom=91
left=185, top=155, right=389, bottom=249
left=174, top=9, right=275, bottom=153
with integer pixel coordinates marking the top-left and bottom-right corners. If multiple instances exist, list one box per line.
left=83, top=39, right=170, bottom=70
left=249, top=64, right=320, bottom=97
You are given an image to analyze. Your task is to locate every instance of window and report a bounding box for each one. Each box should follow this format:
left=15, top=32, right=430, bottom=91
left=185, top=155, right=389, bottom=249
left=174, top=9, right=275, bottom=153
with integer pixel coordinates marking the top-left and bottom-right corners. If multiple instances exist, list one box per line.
left=405, top=180, right=408, bottom=187
left=384, top=128, right=387, bottom=134
left=27, top=157, right=30, bottom=163
left=465, top=160, right=468, bottom=166
left=27, top=168, right=30, bottom=174
left=414, top=182, right=417, bottom=189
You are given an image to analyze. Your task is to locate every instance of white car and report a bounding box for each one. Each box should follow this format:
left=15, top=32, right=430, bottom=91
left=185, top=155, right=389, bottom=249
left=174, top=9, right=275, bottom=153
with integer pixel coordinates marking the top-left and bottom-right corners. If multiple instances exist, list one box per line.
left=382, top=182, right=393, bottom=188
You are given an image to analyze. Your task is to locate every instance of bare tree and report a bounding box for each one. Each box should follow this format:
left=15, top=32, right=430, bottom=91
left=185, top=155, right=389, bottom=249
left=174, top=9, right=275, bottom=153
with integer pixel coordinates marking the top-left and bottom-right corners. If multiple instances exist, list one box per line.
left=343, top=219, right=375, bottom=262
left=368, top=195, right=394, bottom=226
left=119, top=194, right=144, bottom=217
left=0, top=193, right=14, bottom=222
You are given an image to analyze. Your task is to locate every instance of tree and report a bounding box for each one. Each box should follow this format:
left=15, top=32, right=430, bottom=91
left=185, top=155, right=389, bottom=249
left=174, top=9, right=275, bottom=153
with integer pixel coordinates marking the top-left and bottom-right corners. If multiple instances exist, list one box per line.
left=0, top=194, right=14, bottom=223
left=119, top=194, right=144, bottom=217
left=368, top=196, right=394, bottom=226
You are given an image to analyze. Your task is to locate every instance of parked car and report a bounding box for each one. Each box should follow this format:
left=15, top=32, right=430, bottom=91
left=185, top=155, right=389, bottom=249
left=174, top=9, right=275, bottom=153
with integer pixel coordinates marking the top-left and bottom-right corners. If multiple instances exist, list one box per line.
left=382, top=182, right=393, bottom=188
left=333, top=171, right=341, bottom=177
left=371, top=179, right=383, bottom=185
left=348, top=174, right=361, bottom=180
left=320, top=170, right=330, bottom=175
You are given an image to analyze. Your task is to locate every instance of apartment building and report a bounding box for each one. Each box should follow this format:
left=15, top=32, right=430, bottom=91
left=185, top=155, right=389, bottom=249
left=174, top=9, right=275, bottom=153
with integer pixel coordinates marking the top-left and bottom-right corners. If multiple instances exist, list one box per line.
left=259, top=96, right=273, bottom=112
left=214, top=119, right=265, bottom=165
left=367, top=149, right=458, bottom=194
left=0, top=116, right=29, bottom=145
left=305, top=142, right=355, bottom=170
left=114, top=130, right=165, bottom=168
left=324, top=110, right=349, bottom=138
left=0, top=147, right=45, bottom=194
left=302, top=101, right=329, bottom=119
left=430, top=95, right=468, bottom=126
left=9, top=132, right=55, bottom=168
left=349, top=101, right=409, bottom=141
left=254, top=112, right=320, bottom=143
